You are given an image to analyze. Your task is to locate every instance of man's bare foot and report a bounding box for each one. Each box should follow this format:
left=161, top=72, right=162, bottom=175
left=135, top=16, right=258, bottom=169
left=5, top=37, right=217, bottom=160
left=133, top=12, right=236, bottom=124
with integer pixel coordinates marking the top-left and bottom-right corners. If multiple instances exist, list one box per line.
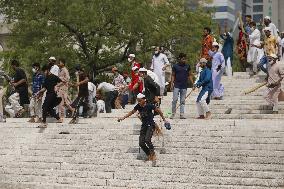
left=16, top=108, right=25, bottom=117
left=205, top=111, right=212, bottom=120
left=36, top=118, right=42, bottom=123
left=70, top=108, right=76, bottom=117
left=149, top=151, right=157, bottom=161
left=196, top=115, right=205, bottom=119
left=37, top=123, right=47, bottom=128
left=57, top=118, right=63, bottom=123
left=28, top=117, right=35, bottom=123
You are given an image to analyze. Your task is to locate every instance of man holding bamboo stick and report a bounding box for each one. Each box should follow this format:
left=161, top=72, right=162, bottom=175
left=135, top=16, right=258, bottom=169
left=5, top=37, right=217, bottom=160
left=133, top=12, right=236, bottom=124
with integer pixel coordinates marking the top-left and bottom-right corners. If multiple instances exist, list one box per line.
left=193, top=58, right=213, bottom=119
left=264, top=54, right=284, bottom=114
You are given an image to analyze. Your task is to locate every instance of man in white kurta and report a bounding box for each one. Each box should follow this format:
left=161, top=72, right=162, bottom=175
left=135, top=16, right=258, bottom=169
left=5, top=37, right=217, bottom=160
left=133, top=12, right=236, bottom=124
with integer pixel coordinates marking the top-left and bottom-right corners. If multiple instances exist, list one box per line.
left=151, top=47, right=170, bottom=96
left=264, top=16, right=278, bottom=38
left=209, top=42, right=225, bottom=99
left=247, top=22, right=264, bottom=74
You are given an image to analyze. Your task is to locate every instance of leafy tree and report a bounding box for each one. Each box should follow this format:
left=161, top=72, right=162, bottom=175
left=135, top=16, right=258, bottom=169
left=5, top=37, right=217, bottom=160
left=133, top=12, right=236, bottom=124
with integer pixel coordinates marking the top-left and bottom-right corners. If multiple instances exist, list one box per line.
left=0, top=0, right=216, bottom=79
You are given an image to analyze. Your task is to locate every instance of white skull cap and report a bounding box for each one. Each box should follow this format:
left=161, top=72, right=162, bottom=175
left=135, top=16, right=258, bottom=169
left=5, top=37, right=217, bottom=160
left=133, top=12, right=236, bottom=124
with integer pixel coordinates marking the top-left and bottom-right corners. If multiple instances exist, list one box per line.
left=264, top=27, right=271, bottom=32
left=137, top=93, right=145, bottom=99
left=49, top=56, right=56, bottom=60
left=212, top=42, right=219, bottom=46
left=139, top=67, right=147, bottom=72
left=264, top=16, right=271, bottom=20
left=132, top=66, right=139, bottom=71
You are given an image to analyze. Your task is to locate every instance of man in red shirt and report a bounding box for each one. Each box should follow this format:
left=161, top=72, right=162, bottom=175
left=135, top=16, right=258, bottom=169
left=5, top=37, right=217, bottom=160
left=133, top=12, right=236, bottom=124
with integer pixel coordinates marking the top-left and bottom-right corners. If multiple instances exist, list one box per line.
left=128, top=66, right=143, bottom=104
left=128, top=54, right=142, bottom=104
left=128, top=54, right=141, bottom=79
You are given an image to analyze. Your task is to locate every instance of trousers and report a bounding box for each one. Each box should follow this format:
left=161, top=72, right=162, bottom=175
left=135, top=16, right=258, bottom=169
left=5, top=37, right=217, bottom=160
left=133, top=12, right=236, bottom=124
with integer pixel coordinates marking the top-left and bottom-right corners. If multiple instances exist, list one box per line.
left=139, top=125, right=155, bottom=156
left=42, top=93, right=61, bottom=123
left=196, top=89, right=211, bottom=116
left=29, top=97, right=42, bottom=118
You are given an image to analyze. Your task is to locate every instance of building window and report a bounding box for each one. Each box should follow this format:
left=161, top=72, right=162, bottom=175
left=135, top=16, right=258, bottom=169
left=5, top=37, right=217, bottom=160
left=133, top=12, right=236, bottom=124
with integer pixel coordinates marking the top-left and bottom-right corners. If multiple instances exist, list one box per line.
left=253, top=14, right=263, bottom=22
left=253, top=0, right=263, bottom=3
left=215, top=6, right=234, bottom=14
left=253, top=5, right=263, bottom=12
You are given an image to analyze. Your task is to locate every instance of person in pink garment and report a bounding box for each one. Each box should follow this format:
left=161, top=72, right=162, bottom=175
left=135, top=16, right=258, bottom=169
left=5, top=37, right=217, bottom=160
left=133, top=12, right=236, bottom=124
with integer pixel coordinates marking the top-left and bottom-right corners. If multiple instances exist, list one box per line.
left=56, top=58, right=75, bottom=121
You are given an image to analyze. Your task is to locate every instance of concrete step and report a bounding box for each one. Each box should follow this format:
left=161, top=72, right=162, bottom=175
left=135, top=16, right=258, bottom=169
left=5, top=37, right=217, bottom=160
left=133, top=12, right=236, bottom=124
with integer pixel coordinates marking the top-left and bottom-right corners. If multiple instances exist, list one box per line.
left=1, top=71, right=284, bottom=188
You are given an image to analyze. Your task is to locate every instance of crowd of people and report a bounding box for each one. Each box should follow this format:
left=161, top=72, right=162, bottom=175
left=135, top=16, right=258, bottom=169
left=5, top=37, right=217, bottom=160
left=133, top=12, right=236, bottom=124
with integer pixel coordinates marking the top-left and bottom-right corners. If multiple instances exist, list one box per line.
left=236, top=15, right=284, bottom=113
left=1, top=14, right=284, bottom=161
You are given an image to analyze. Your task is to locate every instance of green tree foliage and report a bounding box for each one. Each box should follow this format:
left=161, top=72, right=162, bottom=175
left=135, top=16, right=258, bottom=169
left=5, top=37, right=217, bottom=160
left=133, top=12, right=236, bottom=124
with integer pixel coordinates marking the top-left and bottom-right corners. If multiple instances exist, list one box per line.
left=0, top=0, right=216, bottom=79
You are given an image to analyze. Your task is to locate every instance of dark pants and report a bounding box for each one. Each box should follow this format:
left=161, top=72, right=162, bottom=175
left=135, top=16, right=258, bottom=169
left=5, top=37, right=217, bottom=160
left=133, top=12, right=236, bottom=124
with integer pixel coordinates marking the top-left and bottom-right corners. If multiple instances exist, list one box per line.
left=17, top=88, right=30, bottom=106
left=105, top=91, right=118, bottom=113
left=72, top=96, right=89, bottom=118
left=42, top=93, right=61, bottom=123
left=139, top=125, right=155, bottom=156
left=129, top=90, right=138, bottom=104
left=121, top=94, right=128, bottom=109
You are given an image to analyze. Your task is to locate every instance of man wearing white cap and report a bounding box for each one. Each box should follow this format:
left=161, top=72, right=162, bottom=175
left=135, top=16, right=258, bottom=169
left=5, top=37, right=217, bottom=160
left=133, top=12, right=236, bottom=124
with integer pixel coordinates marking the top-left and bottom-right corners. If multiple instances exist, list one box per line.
left=264, top=16, right=278, bottom=38
left=128, top=54, right=140, bottom=79
left=209, top=42, right=225, bottom=100
left=128, top=54, right=141, bottom=104
left=151, top=46, right=170, bottom=96
left=48, top=57, right=59, bottom=76
left=254, top=27, right=279, bottom=73
left=264, top=54, right=284, bottom=113
left=139, top=67, right=160, bottom=104
left=97, top=82, right=118, bottom=113
left=193, top=58, right=213, bottom=119
left=118, top=93, right=168, bottom=161
left=247, top=21, right=263, bottom=74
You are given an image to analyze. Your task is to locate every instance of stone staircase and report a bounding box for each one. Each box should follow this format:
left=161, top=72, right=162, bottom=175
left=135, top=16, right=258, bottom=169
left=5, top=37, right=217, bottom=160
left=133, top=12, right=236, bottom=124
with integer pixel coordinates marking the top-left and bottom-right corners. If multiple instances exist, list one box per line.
left=0, top=72, right=283, bottom=189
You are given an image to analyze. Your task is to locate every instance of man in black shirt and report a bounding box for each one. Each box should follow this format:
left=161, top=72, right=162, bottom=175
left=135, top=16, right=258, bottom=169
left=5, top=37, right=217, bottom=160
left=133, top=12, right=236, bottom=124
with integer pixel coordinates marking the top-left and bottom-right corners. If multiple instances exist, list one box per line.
left=11, top=60, right=30, bottom=106
left=70, top=65, right=89, bottom=122
left=118, top=93, right=168, bottom=161
left=138, top=68, right=160, bottom=104
left=36, top=64, right=62, bottom=127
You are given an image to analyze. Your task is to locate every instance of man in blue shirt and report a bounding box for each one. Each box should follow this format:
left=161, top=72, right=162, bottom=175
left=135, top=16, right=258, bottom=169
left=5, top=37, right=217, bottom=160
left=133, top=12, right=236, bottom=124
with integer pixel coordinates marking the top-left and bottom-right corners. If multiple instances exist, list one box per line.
left=170, top=53, right=193, bottom=119
left=193, top=59, right=213, bottom=119
left=28, top=63, right=45, bottom=123
left=220, top=32, right=234, bottom=76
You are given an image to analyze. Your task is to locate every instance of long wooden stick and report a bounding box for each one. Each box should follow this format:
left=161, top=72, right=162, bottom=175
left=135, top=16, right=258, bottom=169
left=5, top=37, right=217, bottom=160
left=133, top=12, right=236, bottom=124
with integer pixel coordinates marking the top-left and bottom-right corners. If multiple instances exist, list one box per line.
left=175, top=89, right=194, bottom=111
left=244, top=82, right=267, bottom=95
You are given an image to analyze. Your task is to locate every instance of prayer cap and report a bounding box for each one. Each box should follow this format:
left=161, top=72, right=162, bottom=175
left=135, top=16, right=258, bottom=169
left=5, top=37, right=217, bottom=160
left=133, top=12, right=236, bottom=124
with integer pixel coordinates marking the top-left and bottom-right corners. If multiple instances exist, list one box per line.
left=139, top=67, right=147, bottom=72
left=264, top=27, right=271, bottom=32
left=49, top=56, right=56, bottom=60
left=129, top=54, right=135, bottom=58
left=212, top=42, right=219, bottom=46
left=132, top=66, right=139, bottom=71
left=264, top=16, right=271, bottom=20
left=137, top=93, right=145, bottom=99
left=199, top=58, right=207, bottom=63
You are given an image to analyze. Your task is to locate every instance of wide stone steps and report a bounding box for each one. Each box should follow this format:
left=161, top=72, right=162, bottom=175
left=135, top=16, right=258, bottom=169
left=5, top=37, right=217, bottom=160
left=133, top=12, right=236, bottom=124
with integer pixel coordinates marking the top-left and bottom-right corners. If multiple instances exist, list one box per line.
left=0, top=72, right=284, bottom=188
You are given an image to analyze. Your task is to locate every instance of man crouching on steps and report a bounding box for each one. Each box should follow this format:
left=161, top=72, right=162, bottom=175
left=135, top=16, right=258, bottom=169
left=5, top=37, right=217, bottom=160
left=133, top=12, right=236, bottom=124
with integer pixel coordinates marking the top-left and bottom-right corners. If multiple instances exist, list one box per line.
left=117, top=93, right=168, bottom=161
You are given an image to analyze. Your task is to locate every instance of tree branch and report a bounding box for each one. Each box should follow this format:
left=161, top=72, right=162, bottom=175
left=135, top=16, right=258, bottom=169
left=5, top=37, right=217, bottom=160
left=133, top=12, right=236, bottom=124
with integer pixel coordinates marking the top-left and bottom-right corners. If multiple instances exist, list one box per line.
left=59, top=21, right=90, bottom=61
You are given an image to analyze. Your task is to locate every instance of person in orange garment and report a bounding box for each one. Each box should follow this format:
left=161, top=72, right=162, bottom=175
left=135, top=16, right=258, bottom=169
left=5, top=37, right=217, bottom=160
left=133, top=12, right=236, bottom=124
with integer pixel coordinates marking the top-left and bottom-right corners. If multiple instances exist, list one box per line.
left=200, top=27, right=214, bottom=64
